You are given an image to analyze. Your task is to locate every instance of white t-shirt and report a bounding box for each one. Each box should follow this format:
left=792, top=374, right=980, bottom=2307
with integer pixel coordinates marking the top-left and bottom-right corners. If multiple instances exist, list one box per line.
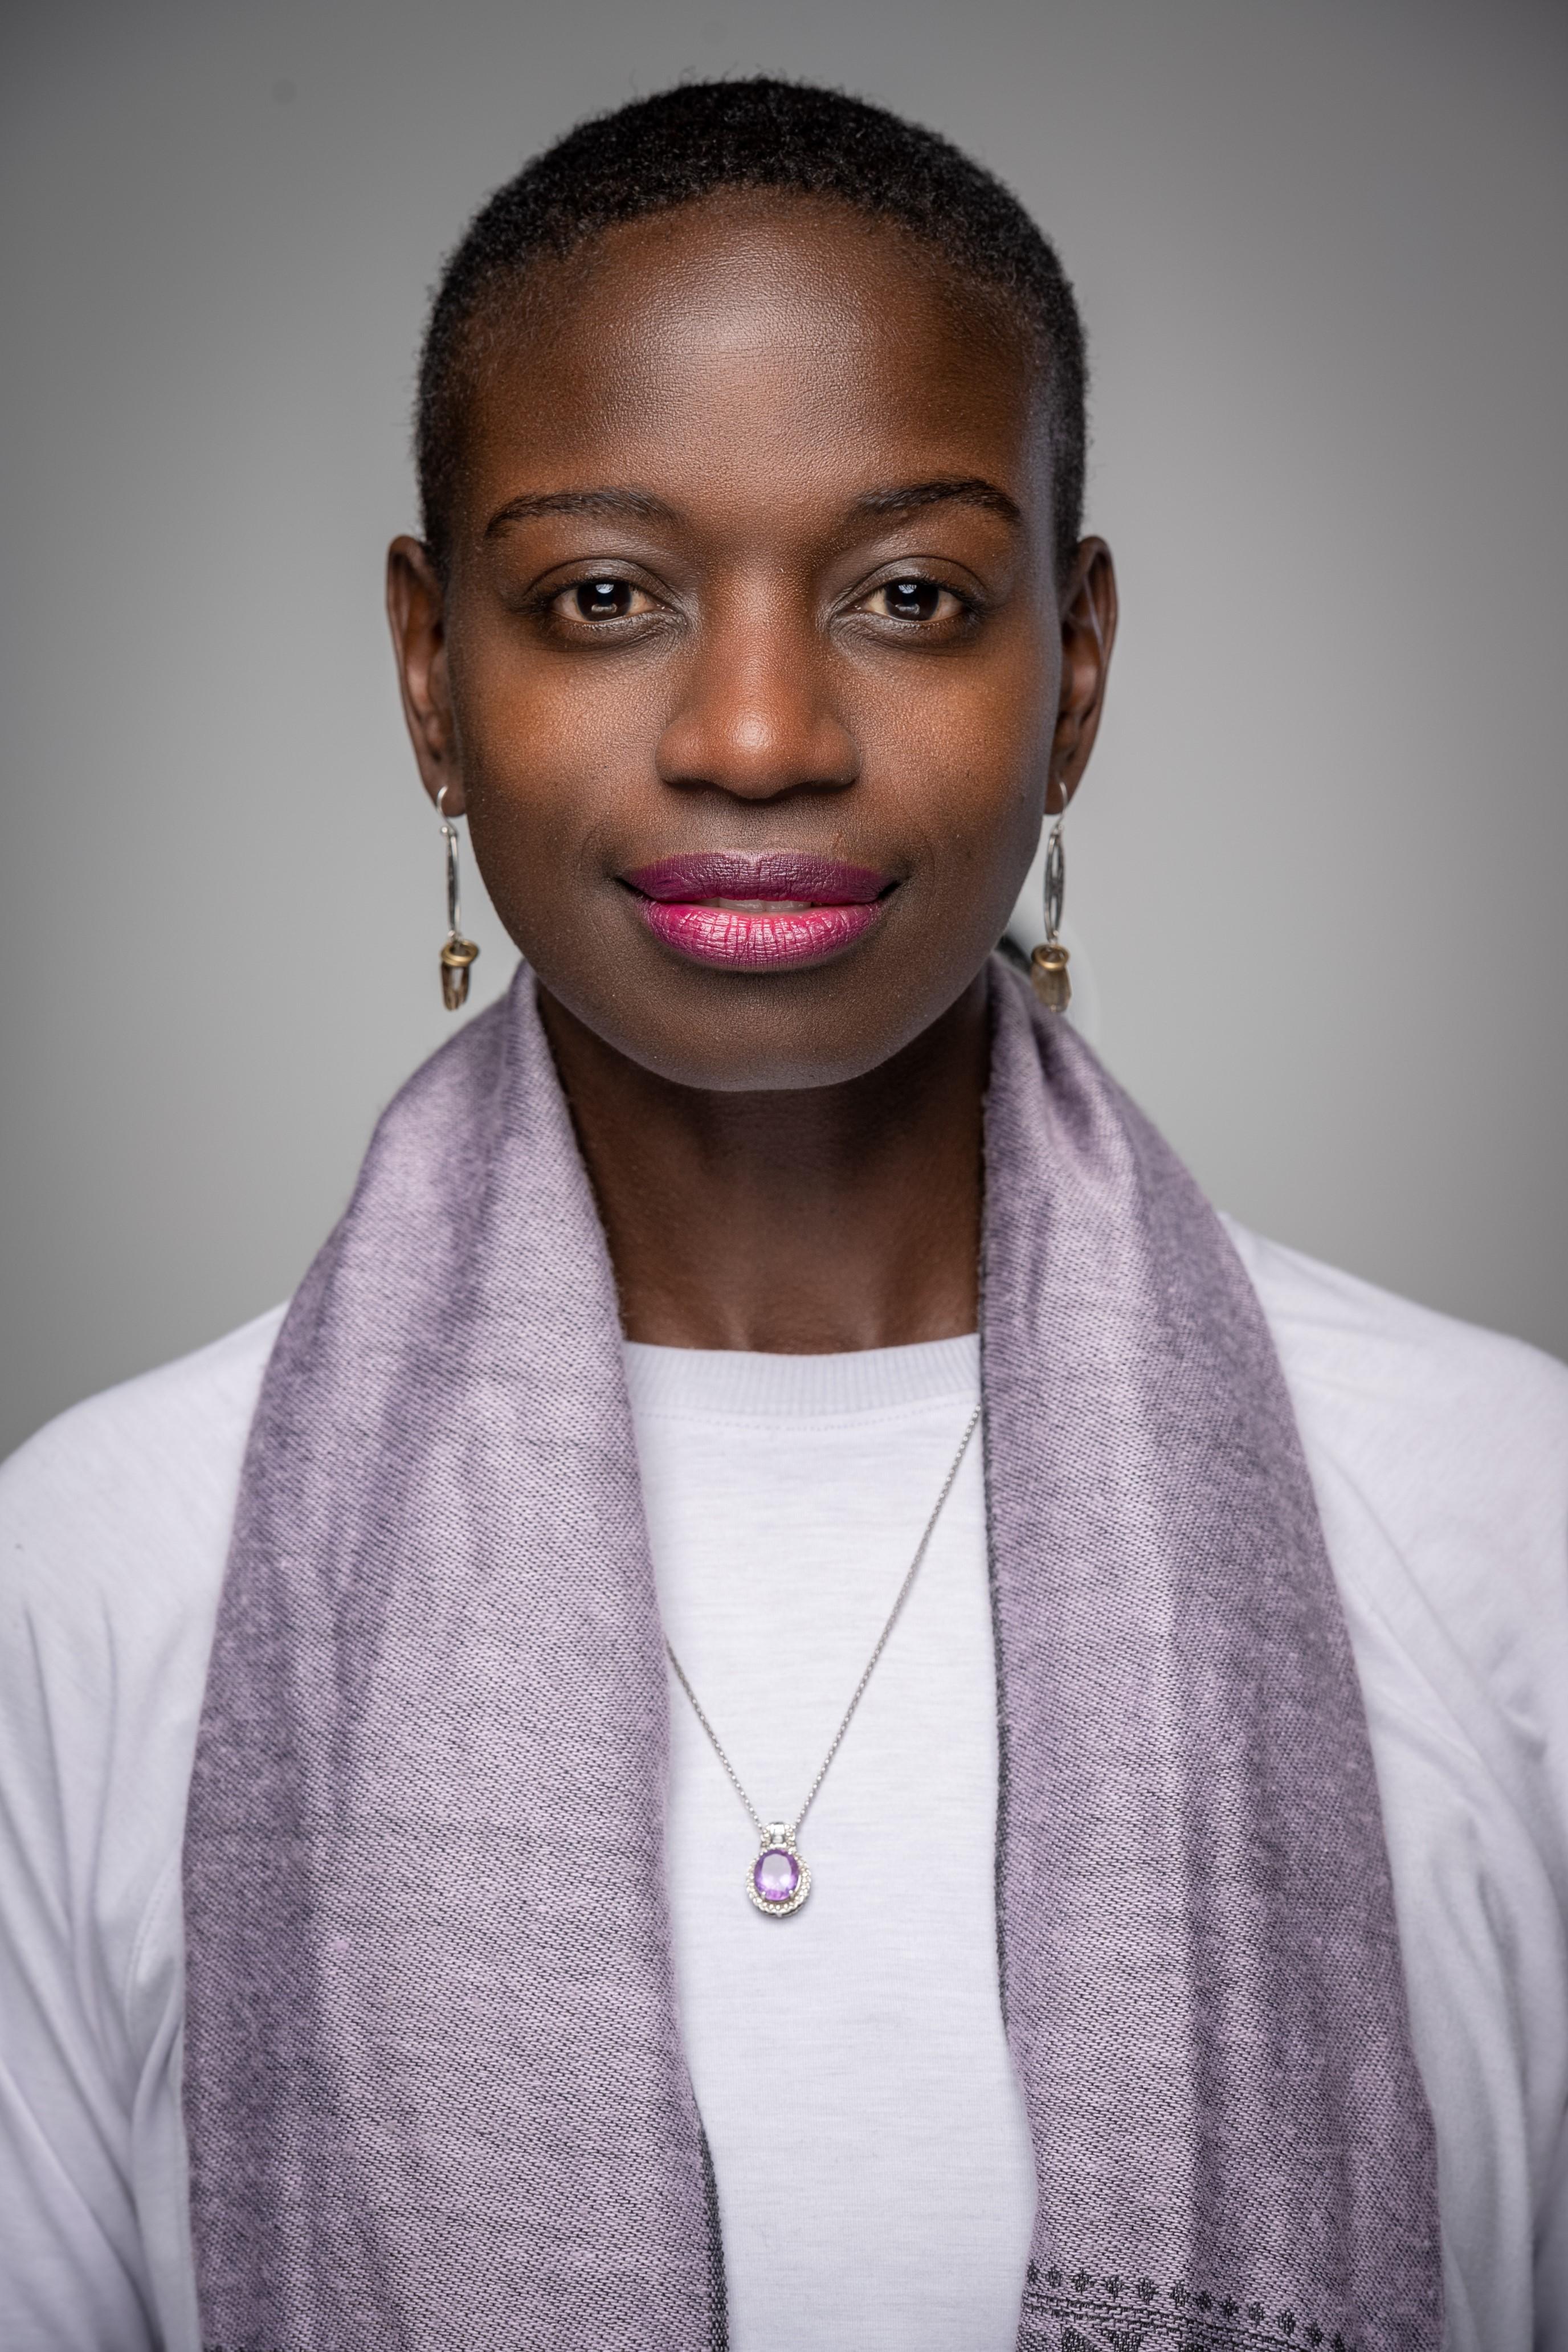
left=1, top=1222, right=1566, bottom=2351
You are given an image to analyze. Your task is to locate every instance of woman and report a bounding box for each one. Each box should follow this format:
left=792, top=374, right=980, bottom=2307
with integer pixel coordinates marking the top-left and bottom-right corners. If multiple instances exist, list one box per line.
left=1, top=76, right=1565, bottom=2352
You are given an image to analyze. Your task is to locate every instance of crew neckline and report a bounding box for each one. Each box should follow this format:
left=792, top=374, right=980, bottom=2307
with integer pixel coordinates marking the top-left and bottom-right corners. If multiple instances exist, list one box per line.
left=622, top=1333, right=979, bottom=1418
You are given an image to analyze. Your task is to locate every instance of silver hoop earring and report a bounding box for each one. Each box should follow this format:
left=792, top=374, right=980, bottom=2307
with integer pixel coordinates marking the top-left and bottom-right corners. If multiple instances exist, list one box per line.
left=436, top=787, right=480, bottom=1011
left=1030, top=800, right=1071, bottom=1012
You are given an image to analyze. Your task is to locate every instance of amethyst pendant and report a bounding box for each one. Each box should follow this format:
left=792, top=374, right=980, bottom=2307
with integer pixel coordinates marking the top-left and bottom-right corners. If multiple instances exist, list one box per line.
left=746, top=1824, right=811, bottom=1918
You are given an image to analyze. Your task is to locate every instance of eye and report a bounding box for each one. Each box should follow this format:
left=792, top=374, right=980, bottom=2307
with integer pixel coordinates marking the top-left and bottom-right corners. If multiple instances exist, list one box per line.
left=571, top=577, right=642, bottom=620
left=861, top=577, right=963, bottom=624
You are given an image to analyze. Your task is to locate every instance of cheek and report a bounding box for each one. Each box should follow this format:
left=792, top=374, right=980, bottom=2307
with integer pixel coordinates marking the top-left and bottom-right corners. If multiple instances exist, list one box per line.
left=446, top=619, right=670, bottom=920
left=857, top=633, right=1056, bottom=910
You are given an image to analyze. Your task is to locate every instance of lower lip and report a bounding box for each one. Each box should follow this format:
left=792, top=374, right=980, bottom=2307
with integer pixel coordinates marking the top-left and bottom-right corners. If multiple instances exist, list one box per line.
left=637, top=898, right=884, bottom=970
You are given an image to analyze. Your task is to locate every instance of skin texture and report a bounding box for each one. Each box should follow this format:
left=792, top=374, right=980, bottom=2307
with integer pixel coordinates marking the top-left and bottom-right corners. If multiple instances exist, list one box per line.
left=389, top=191, right=1116, bottom=1349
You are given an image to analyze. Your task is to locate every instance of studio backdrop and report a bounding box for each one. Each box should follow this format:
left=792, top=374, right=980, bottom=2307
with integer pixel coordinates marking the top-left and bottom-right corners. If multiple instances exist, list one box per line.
left=2, top=0, right=1565, bottom=1456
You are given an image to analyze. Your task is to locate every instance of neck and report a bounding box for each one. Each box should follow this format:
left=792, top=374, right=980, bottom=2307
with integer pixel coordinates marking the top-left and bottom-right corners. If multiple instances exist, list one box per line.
left=538, top=977, right=989, bottom=1353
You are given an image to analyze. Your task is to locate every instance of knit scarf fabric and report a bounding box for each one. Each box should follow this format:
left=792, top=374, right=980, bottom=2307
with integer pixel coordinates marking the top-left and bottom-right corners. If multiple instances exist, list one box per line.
left=182, top=959, right=1442, bottom=2352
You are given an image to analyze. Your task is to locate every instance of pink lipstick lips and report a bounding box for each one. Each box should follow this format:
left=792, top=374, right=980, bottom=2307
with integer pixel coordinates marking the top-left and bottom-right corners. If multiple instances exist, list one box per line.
left=624, top=852, right=892, bottom=971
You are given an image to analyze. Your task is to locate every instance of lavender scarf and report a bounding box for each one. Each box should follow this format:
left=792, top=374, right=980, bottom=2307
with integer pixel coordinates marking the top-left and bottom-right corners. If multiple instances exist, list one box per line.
left=182, top=960, right=1441, bottom=2352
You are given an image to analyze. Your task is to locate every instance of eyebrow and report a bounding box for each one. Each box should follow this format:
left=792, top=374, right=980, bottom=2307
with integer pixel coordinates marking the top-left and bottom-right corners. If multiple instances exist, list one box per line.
left=481, top=475, right=1024, bottom=541
left=484, top=487, right=679, bottom=536
left=852, top=477, right=1023, bottom=525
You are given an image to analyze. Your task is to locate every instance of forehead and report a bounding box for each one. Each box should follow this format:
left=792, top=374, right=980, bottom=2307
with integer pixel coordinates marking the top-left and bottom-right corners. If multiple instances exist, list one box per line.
left=455, top=194, right=1046, bottom=528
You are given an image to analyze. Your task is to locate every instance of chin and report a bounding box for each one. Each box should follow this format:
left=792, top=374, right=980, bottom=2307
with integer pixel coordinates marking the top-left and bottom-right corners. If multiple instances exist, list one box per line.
left=540, top=951, right=983, bottom=1095
left=589, top=1004, right=924, bottom=1094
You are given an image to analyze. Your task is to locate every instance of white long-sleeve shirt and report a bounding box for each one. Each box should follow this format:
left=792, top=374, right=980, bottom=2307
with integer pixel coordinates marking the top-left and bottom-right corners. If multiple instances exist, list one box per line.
left=1, top=1222, right=1566, bottom=2350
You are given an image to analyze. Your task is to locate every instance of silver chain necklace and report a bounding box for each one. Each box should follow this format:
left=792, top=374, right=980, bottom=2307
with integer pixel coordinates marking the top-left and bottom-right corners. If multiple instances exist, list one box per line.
left=664, top=1403, right=982, bottom=1918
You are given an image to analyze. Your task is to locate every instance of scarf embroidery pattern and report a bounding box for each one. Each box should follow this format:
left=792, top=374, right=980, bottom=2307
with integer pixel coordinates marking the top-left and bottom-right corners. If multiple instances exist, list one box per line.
left=1024, top=2262, right=1365, bottom=2350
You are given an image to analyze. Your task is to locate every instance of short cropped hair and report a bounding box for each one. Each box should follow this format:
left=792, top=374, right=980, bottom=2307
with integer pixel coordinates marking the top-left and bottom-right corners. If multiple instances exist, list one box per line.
left=415, top=77, right=1088, bottom=583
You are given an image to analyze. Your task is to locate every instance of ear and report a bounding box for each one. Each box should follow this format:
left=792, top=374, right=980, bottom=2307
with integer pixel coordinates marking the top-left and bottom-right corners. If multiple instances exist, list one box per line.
left=1047, top=537, right=1118, bottom=816
left=386, top=536, right=466, bottom=817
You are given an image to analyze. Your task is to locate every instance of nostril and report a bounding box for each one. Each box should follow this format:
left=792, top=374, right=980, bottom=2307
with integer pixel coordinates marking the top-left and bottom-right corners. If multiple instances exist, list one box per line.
left=655, top=697, right=859, bottom=799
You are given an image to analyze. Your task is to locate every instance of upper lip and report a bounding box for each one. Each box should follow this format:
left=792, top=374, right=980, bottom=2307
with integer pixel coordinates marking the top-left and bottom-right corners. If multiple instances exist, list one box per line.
left=622, top=852, right=891, bottom=905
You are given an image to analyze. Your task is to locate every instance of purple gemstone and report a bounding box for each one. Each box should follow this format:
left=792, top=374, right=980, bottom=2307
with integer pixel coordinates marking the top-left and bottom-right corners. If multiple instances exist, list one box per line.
left=753, top=1846, right=801, bottom=1903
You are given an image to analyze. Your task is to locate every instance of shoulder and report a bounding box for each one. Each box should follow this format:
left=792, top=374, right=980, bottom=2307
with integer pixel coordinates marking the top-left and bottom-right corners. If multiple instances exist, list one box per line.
left=0, top=1309, right=283, bottom=1954
left=0, top=1305, right=284, bottom=1633
left=1226, top=1218, right=1568, bottom=1714
left=1226, top=1212, right=1568, bottom=1845
left=1224, top=1218, right=1568, bottom=1570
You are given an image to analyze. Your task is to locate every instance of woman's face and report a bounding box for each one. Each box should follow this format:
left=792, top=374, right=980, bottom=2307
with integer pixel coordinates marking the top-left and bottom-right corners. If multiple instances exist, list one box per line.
left=390, top=192, right=1115, bottom=1091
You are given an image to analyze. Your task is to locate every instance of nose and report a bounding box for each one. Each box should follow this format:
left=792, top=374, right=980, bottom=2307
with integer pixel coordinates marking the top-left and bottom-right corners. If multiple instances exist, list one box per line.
left=655, top=589, right=859, bottom=802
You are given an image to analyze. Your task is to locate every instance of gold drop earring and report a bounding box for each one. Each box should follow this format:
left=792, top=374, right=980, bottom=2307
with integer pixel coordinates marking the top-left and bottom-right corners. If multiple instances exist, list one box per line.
left=436, top=786, right=480, bottom=1011
left=1030, top=798, right=1071, bottom=1012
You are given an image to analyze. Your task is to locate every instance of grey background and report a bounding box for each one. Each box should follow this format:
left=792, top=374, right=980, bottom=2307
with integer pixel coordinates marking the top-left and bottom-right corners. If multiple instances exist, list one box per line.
left=3, top=0, right=1565, bottom=1460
